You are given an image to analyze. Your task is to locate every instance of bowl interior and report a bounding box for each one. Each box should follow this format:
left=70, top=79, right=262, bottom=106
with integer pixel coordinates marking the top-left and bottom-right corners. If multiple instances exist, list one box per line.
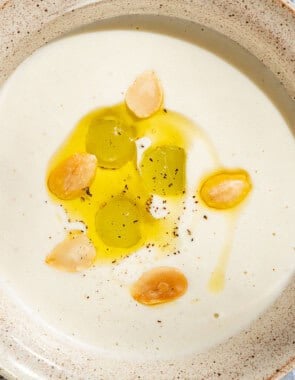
left=0, top=1, right=294, bottom=379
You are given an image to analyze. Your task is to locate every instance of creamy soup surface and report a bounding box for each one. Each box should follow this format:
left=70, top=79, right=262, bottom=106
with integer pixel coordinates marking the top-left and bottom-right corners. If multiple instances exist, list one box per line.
left=0, top=16, right=294, bottom=359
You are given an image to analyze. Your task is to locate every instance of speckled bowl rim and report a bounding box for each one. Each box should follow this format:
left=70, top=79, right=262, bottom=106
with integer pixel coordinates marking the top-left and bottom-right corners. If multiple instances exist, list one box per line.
left=0, top=1, right=294, bottom=379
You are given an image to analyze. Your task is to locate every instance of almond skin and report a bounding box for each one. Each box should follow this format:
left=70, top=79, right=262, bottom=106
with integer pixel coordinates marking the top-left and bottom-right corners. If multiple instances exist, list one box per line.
left=46, top=233, right=96, bottom=272
left=125, top=71, right=163, bottom=118
left=48, top=153, right=97, bottom=200
left=131, top=266, right=188, bottom=305
left=199, top=170, right=252, bottom=209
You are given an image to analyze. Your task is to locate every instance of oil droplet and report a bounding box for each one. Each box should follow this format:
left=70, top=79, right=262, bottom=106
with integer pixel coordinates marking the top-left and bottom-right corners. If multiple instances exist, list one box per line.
left=208, top=216, right=236, bottom=293
left=208, top=267, right=226, bottom=293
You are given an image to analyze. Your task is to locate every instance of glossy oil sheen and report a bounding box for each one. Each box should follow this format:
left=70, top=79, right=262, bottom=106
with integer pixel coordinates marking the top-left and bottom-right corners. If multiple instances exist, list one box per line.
left=47, top=103, right=197, bottom=261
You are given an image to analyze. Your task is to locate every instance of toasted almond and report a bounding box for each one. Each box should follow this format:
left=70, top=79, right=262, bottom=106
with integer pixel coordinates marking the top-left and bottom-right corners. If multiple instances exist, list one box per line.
left=46, top=233, right=96, bottom=272
left=48, top=153, right=97, bottom=200
left=125, top=71, right=163, bottom=118
left=199, top=170, right=252, bottom=209
left=131, top=266, right=188, bottom=305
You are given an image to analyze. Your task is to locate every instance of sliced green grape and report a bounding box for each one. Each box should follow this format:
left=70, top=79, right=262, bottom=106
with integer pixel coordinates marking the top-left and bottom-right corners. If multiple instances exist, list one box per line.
left=86, top=118, right=136, bottom=169
left=140, top=145, right=186, bottom=196
left=95, top=197, right=142, bottom=248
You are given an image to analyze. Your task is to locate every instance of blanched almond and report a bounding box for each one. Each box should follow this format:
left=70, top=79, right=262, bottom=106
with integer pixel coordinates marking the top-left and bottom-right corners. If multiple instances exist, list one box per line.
left=46, top=233, right=96, bottom=272
left=125, top=71, right=163, bottom=118
left=199, top=170, right=251, bottom=209
left=48, top=153, right=97, bottom=200
left=131, top=267, right=188, bottom=305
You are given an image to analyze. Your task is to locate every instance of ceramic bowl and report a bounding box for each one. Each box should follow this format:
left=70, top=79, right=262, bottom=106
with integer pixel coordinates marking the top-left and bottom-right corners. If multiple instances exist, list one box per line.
left=0, top=1, right=294, bottom=379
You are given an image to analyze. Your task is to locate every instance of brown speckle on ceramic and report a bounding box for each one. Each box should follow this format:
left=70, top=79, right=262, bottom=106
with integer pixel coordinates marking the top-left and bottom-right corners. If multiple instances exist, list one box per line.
left=0, top=1, right=294, bottom=379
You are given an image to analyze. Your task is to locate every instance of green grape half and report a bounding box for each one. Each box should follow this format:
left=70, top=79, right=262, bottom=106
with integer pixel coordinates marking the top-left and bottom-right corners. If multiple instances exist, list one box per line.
left=95, top=197, right=142, bottom=248
left=86, top=118, right=136, bottom=169
left=140, top=145, right=186, bottom=196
